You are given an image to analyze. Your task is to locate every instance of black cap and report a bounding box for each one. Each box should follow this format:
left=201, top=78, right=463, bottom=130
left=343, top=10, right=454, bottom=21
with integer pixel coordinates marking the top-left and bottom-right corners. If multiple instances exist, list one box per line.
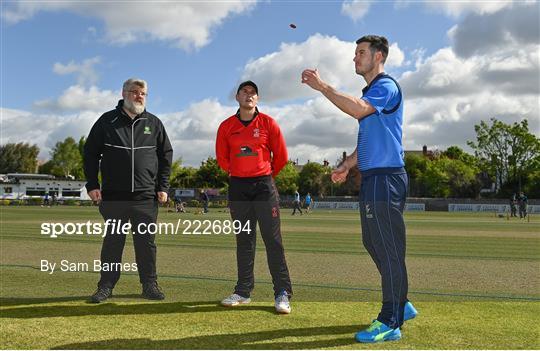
left=237, top=80, right=258, bottom=95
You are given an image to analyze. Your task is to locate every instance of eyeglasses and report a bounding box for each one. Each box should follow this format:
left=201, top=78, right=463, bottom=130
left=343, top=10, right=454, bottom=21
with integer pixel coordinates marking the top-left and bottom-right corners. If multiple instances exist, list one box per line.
left=128, top=90, right=147, bottom=97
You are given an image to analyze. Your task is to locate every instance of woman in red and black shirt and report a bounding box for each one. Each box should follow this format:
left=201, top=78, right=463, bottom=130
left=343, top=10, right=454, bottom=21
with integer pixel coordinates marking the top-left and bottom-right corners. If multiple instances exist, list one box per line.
left=215, top=81, right=292, bottom=314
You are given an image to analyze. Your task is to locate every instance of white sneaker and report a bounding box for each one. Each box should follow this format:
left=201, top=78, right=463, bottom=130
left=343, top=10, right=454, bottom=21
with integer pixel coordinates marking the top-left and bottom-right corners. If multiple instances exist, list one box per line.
left=221, top=293, right=251, bottom=307
left=274, top=292, right=291, bottom=314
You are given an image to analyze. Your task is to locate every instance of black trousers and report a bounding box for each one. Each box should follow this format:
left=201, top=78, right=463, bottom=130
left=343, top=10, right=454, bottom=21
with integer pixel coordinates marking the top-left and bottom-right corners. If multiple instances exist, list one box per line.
left=359, top=169, right=409, bottom=329
left=519, top=205, right=527, bottom=218
left=292, top=201, right=303, bottom=215
left=228, top=175, right=292, bottom=298
left=97, top=199, right=158, bottom=289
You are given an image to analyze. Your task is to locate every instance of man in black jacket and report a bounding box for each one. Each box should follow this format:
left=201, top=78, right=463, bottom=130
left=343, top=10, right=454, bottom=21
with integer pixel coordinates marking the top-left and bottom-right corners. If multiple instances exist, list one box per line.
left=84, top=78, right=173, bottom=303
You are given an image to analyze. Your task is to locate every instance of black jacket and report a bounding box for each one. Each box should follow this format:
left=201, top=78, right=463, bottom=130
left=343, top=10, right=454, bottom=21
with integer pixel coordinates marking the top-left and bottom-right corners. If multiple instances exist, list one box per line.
left=84, top=100, right=173, bottom=193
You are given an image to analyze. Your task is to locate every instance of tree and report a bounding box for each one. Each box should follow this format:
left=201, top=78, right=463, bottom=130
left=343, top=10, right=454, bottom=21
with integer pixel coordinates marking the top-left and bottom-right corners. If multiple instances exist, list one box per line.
left=443, top=146, right=478, bottom=166
left=413, top=153, right=481, bottom=198
left=298, top=161, right=332, bottom=196
left=467, top=118, right=540, bottom=194
left=0, top=142, right=39, bottom=173
left=169, top=158, right=198, bottom=189
left=404, top=153, right=428, bottom=197
left=440, top=147, right=481, bottom=198
left=78, top=136, right=86, bottom=160
left=38, top=160, right=56, bottom=175
left=50, top=137, right=84, bottom=179
left=194, top=157, right=228, bottom=189
left=444, top=158, right=481, bottom=198
left=418, top=158, right=450, bottom=198
left=524, top=170, right=540, bottom=198
left=507, top=120, right=540, bottom=192
left=169, top=159, right=183, bottom=188
left=274, top=161, right=299, bottom=195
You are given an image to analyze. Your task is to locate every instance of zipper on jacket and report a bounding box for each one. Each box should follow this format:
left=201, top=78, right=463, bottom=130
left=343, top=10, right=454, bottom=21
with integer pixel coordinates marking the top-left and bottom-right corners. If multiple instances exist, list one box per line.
left=131, top=118, right=146, bottom=192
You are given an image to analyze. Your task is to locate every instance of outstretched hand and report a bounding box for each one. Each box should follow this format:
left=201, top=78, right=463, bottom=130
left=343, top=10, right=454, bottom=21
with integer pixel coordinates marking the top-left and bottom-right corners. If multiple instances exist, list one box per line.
left=301, top=68, right=325, bottom=91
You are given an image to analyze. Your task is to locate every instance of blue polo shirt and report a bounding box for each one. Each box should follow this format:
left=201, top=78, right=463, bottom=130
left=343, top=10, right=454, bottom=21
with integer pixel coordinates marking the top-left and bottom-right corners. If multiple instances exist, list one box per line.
left=357, top=73, right=404, bottom=172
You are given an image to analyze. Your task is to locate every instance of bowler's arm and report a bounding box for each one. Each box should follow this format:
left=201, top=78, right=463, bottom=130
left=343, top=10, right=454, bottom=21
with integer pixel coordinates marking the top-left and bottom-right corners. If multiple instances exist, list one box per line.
left=301, top=69, right=375, bottom=120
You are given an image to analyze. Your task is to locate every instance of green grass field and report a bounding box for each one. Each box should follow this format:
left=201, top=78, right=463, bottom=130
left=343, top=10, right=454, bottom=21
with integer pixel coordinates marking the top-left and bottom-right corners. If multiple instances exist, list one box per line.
left=1, top=206, right=539, bottom=349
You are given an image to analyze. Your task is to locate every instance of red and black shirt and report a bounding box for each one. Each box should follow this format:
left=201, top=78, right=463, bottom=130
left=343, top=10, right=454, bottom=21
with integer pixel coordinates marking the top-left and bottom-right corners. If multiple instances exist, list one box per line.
left=216, top=109, right=288, bottom=178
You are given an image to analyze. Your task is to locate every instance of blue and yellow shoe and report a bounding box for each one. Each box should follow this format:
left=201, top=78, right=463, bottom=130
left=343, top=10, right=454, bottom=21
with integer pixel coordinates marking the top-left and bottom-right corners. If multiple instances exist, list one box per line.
left=404, top=301, right=418, bottom=321
left=355, top=320, right=401, bottom=343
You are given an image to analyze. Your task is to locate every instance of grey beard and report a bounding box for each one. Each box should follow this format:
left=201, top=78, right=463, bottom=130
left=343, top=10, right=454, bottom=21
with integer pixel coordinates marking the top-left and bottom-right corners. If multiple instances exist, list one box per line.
left=124, top=99, right=145, bottom=115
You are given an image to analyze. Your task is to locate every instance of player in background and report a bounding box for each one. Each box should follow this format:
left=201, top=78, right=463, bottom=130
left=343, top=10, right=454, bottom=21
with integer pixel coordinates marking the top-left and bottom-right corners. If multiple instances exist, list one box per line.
left=292, top=190, right=303, bottom=215
left=304, top=192, right=312, bottom=213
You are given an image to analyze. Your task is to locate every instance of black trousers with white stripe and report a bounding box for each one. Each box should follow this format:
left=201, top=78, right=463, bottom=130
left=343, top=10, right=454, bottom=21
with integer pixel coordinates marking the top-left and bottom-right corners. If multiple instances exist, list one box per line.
left=359, top=168, right=409, bottom=329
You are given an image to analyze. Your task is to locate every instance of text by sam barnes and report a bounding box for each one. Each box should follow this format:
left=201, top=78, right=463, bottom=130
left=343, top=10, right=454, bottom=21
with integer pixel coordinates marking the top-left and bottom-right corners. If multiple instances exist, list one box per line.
left=40, top=259, right=137, bottom=274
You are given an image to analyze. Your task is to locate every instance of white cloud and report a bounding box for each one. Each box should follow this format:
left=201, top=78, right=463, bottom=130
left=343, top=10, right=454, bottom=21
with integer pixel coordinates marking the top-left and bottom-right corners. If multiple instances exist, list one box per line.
left=423, top=0, right=513, bottom=17
left=448, top=2, right=539, bottom=58
left=33, top=85, right=119, bottom=113
left=402, top=93, right=538, bottom=152
left=400, top=7, right=540, bottom=99
left=1, top=108, right=99, bottom=158
left=53, top=57, right=101, bottom=86
left=240, top=34, right=405, bottom=103
left=2, top=1, right=257, bottom=50
left=386, top=43, right=405, bottom=68
left=161, top=99, right=235, bottom=165
left=397, top=3, right=539, bottom=152
left=341, top=0, right=372, bottom=21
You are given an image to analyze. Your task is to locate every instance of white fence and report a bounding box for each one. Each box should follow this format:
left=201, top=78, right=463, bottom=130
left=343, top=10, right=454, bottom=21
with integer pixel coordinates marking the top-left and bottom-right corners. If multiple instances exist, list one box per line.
left=448, top=204, right=540, bottom=213
left=311, top=202, right=539, bottom=213
left=405, top=203, right=426, bottom=211
left=312, top=202, right=358, bottom=210
left=312, top=202, right=425, bottom=211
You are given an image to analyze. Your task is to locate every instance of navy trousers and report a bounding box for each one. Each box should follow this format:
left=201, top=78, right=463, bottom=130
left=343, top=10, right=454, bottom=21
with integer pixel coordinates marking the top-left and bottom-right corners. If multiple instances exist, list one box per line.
left=359, top=168, right=409, bottom=328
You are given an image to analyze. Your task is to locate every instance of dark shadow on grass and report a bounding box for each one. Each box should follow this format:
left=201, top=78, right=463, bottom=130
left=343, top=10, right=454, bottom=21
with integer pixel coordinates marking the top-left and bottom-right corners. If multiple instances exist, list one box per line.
left=52, top=324, right=365, bottom=349
left=0, top=300, right=277, bottom=318
left=0, top=294, right=141, bottom=307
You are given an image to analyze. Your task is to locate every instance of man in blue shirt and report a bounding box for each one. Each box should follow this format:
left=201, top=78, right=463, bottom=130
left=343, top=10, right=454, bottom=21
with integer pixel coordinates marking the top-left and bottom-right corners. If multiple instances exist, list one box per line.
left=304, top=192, right=312, bottom=213
left=302, top=35, right=417, bottom=343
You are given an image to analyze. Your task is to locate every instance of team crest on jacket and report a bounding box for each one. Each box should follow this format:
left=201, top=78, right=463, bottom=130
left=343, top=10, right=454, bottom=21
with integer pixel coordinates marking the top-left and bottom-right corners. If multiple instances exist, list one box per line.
left=144, top=126, right=152, bottom=135
left=253, top=128, right=260, bottom=138
left=236, top=146, right=258, bottom=157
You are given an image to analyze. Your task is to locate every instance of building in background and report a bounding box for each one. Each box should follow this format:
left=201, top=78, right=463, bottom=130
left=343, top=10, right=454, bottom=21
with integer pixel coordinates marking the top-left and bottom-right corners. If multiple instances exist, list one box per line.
left=0, top=173, right=89, bottom=200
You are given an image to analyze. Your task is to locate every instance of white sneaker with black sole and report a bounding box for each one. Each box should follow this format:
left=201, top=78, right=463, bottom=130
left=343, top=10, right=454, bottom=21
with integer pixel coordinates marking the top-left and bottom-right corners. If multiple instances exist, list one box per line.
left=221, top=293, right=251, bottom=307
left=274, top=291, right=291, bottom=314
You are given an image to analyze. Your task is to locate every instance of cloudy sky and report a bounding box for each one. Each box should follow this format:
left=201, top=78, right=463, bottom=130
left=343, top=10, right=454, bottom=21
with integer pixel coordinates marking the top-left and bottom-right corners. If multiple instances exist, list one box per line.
left=2, top=0, right=539, bottom=166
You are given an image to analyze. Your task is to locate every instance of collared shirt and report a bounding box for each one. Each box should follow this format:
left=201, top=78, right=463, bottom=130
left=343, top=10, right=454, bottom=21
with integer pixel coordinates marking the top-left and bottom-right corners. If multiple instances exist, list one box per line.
left=235, top=107, right=259, bottom=126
